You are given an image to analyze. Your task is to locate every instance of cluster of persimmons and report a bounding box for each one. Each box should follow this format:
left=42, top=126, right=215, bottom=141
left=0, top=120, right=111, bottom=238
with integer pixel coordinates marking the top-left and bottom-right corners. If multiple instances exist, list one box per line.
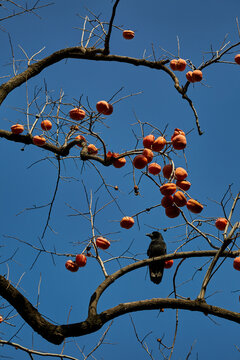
left=9, top=42, right=240, bottom=275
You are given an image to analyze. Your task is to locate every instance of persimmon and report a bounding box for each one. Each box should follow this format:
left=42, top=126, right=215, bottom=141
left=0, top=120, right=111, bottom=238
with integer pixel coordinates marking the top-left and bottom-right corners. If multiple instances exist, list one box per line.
left=120, top=216, right=134, bottom=229
left=0, top=316, right=3, bottom=323
left=160, top=182, right=177, bottom=196
left=173, top=191, right=187, bottom=207
left=186, top=71, right=195, bottom=83
left=143, top=134, right=155, bottom=149
left=170, top=59, right=186, bottom=71
left=96, top=101, right=109, bottom=114
left=192, top=70, right=203, bottom=82
left=87, top=144, right=98, bottom=154
left=233, top=257, right=240, bottom=271
left=96, top=237, right=110, bottom=250
left=103, top=103, right=113, bottom=115
left=113, top=156, right=126, bottom=168
left=172, top=135, right=187, bottom=150
left=11, top=124, right=24, bottom=134
left=122, top=30, right=135, bottom=40
left=69, top=108, right=86, bottom=121
left=142, top=148, right=154, bottom=163
left=75, top=135, right=87, bottom=147
left=215, top=217, right=228, bottom=231
left=75, top=254, right=87, bottom=267
left=175, top=167, right=188, bottom=181
left=170, top=59, right=178, bottom=71
left=176, top=180, right=191, bottom=191
left=161, top=195, right=174, bottom=208
left=177, top=59, right=187, bottom=71
left=186, top=199, right=203, bottom=214
left=33, top=135, right=46, bottom=146
left=162, top=164, right=174, bottom=179
left=133, top=155, right=148, bottom=169
left=165, top=205, right=180, bottom=218
left=152, top=137, right=166, bottom=152
left=148, top=162, right=161, bottom=175
left=164, top=259, right=174, bottom=269
left=41, top=120, right=52, bottom=131
left=235, top=54, right=240, bottom=64
left=65, top=260, right=79, bottom=272
left=171, top=128, right=185, bottom=141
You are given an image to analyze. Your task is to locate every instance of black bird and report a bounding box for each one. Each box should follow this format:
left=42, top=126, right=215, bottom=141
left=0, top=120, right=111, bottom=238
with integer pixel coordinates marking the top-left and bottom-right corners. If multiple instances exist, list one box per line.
left=146, top=231, right=166, bottom=284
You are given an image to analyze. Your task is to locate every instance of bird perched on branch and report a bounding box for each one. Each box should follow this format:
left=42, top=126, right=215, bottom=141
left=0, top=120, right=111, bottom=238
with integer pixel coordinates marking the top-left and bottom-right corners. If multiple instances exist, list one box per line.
left=146, top=231, right=166, bottom=284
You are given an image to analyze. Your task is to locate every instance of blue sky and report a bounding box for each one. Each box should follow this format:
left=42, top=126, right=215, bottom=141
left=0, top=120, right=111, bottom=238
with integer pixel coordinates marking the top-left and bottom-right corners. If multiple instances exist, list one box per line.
left=1, top=0, right=240, bottom=359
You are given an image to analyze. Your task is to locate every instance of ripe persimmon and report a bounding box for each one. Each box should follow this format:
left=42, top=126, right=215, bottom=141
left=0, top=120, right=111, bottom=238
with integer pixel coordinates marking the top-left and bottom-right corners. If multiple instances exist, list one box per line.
left=173, top=191, right=187, bottom=207
left=176, top=180, right=191, bottom=191
left=65, top=260, right=79, bottom=272
left=162, top=164, right=174, bottom=179
left=69, top=108, right=86, bottom=120
left=161, top=195, right=174, bottom=208
left=175, top=167, right=188, bottom=181
left=123, top=30, right=135, bottom=40
left=11, top=124, right=24, bottom=134
left=142, top=148, right=154, bottom=163
left=96, top=237, right=110, bottom=250
left=192, top=70, right=203, bottom=82
left=148, top=162, right=161, bottom=175
left=33, top=135, right=46, bottom=146
left=75, top=254, right=87, bottom=267
left=75, top=135, right=87, bottom=147
left=133, top=155, right=148, bottom=169
left=143, top=134, right=155, bottom=149
left=165, top=205, right=180, bottom=218
left=120, top=216, right=134, bottom=229
left=233, top=257, right=240, bottom=271
left=113, top=156, right=126, bottom=168
left=186, top=199, right=203, bottom=214
left=160, top=183, right=177, bottom=196
left=172, top=135, right=187, bottom=150
left=152, top=137, right=166, bottom=152
left=41, top=120, right=52, bottom=131
left=215, top=218, right=228, bottom=231
left=186, top=71, right=195, bottom=83
left=164, top=259, right=174, bottom=269
left=235, top=54, right=240, bottom=64
left=87, top=144, right=98, bottom=154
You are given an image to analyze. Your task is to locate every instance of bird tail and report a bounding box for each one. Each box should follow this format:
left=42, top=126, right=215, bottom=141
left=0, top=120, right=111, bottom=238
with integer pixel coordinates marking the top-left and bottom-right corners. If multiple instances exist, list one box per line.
left=149, top=262, right=164, bottom=284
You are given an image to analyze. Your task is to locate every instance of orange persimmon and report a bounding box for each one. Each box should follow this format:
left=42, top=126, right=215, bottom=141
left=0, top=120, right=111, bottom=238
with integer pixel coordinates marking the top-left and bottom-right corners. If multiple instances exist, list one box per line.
left=123, top=30, right=135, bottom=40
left=186, top=199, right=203, bottom=214
left=87, top=144, right=98, bottom=154
left=69, top=108, right=86, bottom=120
left=152, top=137, right=166, bottom=152
left=148, top=162, right=161, bottom=175
left=133, top=155, right=148, bottom=169
left=11, top=124, right=24, bottom=134
left=143, top=134, right=155, bottom=149
left=173, top=191, right=187, bottom=207
left=160, top=183, right=177, bottom=196
left=175, top=167, right=188, bottom=181
left=41, top=120, right=52, bottom=131
left=120, top=216, right=134, bottom=229
left=215, top=217, right=228, bottom=231
left=165, top=205, right=180, bottom=218
left=192, top=70, right=203, bottom=82
left=33, top=135, right=46, bottom=146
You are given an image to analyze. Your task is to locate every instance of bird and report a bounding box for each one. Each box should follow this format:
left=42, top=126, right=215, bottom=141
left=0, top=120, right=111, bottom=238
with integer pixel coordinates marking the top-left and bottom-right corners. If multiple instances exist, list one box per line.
left=146, top=231, right=166, bottom=284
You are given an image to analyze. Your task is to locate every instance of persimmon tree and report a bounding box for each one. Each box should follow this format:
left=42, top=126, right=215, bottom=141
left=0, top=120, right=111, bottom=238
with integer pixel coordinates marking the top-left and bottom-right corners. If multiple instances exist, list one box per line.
left=0, top=1, right=240, bottom=359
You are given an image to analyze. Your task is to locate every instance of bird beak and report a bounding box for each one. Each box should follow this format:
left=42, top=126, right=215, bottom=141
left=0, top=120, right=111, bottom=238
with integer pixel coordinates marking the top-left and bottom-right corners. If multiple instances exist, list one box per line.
left=146, top=233, right=152, bottom=237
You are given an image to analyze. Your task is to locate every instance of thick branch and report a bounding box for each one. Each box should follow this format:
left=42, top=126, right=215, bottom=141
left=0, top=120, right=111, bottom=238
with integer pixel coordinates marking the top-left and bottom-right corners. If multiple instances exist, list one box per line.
left=0, top=47, right=169, bottom=106
left=1, top=250, right=239, bottom=345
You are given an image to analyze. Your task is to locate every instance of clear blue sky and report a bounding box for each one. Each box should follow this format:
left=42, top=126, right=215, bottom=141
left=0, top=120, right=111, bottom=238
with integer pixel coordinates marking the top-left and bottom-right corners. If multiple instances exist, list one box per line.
left=1, top=0, right=240, bottom=359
